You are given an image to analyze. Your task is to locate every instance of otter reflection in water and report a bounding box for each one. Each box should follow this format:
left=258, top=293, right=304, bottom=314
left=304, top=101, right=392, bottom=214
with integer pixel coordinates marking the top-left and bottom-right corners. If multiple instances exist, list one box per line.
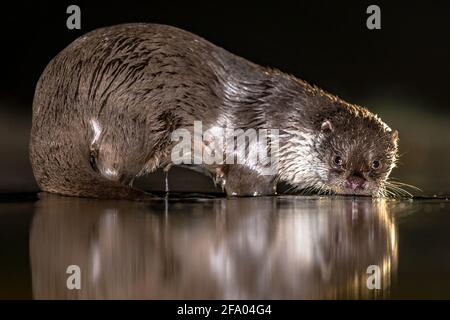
left=30, top=194, right=397, bottom=299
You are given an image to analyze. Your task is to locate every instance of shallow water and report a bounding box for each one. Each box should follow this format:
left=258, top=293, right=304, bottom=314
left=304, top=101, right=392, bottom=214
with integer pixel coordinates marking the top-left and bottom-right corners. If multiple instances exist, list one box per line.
left=0, top=193, right=449, bottom=299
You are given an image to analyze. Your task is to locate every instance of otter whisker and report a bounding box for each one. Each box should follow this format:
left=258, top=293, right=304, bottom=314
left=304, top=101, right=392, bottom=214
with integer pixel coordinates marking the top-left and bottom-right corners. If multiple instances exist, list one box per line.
left=384, top=182, right=413, bottom=198
left=301, top=185, right=317, bottom=196
left=316, top=185, right=324, bottom=196
left=283, top=184, right=296, bottom=194
left=381, top=189, right=390, bottom=198
left=385, top=181, right=416, bottom=194
left=387, top=179, right=422, bottom=191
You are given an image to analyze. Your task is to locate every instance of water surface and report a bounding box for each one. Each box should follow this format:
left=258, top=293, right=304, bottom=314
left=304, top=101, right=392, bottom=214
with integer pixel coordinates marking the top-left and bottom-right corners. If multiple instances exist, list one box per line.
left=0, top=193, right=449, bottom=299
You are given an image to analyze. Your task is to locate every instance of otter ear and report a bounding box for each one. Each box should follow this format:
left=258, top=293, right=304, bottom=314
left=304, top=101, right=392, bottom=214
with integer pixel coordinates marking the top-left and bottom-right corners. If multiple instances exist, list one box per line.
left=391, top=129, right=399, bottom=144
left=321, top=120, right=333, bottom=134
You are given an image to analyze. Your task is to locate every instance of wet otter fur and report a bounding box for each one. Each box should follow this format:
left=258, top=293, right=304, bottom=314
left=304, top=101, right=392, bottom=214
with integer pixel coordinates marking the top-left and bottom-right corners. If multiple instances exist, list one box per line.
left=30, top=23, right=399, bottom=199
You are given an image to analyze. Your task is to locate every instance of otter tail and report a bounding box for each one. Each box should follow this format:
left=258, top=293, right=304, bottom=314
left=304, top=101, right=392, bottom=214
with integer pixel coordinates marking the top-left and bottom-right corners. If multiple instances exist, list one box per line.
left=29, top=129, right=157, bottom=201
left=31, top=157, right=157, bottom=201
left=46, top=170, right=156, bottom=200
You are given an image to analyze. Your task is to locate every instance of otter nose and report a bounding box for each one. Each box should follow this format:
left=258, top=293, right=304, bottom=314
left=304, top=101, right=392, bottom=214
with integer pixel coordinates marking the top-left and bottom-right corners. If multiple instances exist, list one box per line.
left=345, top=175, right=367, bottom=191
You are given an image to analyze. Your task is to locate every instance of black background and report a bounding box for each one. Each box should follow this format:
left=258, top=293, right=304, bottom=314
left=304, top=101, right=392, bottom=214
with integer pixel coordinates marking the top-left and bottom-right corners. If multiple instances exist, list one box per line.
left=0, top=0, right=449, bottom=193
left=1, top=1, right=449, bottom=109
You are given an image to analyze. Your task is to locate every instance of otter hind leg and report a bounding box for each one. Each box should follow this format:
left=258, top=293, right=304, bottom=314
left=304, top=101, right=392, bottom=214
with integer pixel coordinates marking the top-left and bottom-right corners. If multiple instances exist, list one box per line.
left=35, top=151, right=156, bottom=200
left=83, top=141, right=158, bottom=200
left=32, top=132, right=158, bottom=201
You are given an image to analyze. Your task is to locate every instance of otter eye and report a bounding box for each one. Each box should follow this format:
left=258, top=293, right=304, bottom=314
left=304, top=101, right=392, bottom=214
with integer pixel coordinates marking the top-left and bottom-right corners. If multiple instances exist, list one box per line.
left=371, top=160, right=381, bottom=170
left=333, top=155, right=343, bottom=166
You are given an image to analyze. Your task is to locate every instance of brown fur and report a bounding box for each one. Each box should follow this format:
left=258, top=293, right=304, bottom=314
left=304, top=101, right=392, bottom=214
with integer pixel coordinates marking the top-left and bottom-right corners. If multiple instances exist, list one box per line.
left=30, top=23, right=398, bottom=199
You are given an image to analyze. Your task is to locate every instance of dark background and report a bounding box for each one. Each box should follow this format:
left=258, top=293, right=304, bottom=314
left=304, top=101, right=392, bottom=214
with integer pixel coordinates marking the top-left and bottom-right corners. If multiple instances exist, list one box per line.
left=0, top=0, right=449, bottom=195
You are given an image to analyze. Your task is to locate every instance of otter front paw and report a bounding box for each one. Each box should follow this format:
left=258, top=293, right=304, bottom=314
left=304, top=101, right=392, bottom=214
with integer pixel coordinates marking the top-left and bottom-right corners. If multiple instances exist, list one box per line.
left=220, top=165, right=277, bottom=197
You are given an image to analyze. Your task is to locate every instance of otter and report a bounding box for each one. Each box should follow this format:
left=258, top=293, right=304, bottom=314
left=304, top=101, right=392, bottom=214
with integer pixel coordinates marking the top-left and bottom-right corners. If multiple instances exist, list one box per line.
left=30, top=23, right=400, bottom=199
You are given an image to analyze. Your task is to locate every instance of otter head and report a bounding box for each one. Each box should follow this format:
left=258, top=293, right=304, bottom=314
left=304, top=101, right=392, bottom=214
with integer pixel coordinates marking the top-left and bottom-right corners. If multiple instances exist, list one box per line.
left=315, top=109, right=399, bottom=197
